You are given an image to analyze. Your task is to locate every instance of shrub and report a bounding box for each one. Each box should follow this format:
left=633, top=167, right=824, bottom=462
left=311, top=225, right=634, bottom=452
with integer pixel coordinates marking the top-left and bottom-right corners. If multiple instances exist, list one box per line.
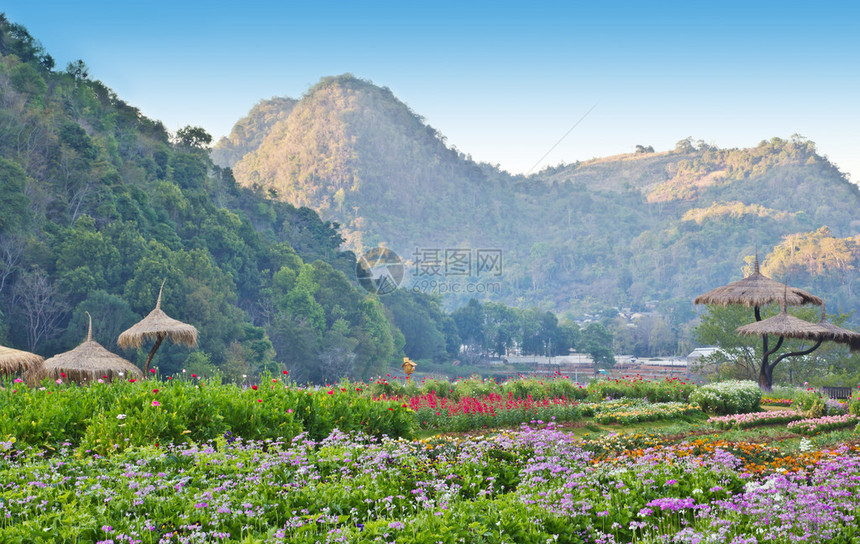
left=792, top=389, right=826, bottom=418
left=690, top=380, right=761, bottom=415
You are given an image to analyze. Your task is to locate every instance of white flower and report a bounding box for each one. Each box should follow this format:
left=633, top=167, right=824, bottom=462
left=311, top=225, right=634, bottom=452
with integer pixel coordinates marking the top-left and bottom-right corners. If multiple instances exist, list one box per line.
left=116, top=414, right=127, bottom=420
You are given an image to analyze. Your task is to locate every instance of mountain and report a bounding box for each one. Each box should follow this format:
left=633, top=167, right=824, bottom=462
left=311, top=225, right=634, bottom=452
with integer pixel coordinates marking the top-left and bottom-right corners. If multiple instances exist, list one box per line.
left=211, top=96, right=297, bottom=168
left=222, top=75, right=860, bottom=328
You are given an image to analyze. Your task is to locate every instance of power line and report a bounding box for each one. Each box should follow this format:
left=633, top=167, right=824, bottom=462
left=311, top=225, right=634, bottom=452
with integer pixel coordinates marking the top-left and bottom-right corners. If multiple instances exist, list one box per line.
left=525, top=102, right=598, bottom=176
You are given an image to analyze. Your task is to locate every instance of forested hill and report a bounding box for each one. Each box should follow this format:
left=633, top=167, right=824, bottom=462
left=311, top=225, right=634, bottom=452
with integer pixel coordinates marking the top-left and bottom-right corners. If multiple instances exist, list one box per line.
left=0, top=19, right=404, bottom=383
left=220, top=74, right=860, bottom=330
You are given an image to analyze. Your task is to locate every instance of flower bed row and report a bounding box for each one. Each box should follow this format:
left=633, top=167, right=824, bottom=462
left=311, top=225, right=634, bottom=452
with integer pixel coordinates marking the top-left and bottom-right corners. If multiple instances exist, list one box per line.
left=404, top=391, right=583, bottom=431
left=786, top=413, right=859, bottom=436
left=761, top=397, right=793, bottom=406
left=586, top=375, right=695, bottom=402
left=581, top=399, right=704, bottom=425
left=708, top=410, right=804, bottom=430
left=369, top=374, right=693, bottom=403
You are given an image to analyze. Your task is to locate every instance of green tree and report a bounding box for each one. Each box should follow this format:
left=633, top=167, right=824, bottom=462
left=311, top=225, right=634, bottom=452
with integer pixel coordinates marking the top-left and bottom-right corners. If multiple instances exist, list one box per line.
left=579, top=322, right=615, bottom=369
left=692, top=304, right=850, bottom=386
left=0, top=159, right=32, bottom=234
left=174, top=126, right=213, bottom=149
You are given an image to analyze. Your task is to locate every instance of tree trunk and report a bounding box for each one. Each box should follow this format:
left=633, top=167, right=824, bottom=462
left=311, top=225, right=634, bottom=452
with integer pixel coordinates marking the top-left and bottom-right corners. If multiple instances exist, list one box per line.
left=144, top=334, right=165, bottom=374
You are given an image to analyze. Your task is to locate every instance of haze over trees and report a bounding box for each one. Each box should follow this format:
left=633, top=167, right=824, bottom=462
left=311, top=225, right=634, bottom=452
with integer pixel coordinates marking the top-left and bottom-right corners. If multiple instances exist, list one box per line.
left=216, top=75, right=860, bottom=354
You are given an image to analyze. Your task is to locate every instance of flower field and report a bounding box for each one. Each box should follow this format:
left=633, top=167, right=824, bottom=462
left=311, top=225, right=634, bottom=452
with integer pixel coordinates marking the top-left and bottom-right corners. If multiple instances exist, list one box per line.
left=2, top=423, right=860, bottom=543
left=2, top=375, right=860, bottom=542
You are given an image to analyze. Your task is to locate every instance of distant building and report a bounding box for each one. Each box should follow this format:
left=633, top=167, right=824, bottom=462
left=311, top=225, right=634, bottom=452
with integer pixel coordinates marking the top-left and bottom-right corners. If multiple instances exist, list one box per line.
left=687, top=347, right=725, bottom=364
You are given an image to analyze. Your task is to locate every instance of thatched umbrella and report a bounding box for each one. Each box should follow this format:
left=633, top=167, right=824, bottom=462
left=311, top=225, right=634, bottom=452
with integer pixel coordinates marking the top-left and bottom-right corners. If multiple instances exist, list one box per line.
left=737, top=308, right=833, bottom=341
left=694, top=258, right=823, bottom=308
left=817, top=305, right=860, bottom=352
left=0, top=344, right=43, bottom=376
left=29, top=312, right=143, bottom=384
left=117, top=280, right=198, bottom=373
left=694, top=257, right=824, bottom=390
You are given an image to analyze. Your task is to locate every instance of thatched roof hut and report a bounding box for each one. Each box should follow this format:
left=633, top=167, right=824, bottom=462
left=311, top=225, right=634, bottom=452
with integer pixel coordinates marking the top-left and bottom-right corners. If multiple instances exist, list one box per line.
left=117, top=280, right=198, bottom=372
left=29, top=313, right=143, bottom=384
left=694, top=258, right=823, bottom=308
left=0, top=345, right=43, bottom=376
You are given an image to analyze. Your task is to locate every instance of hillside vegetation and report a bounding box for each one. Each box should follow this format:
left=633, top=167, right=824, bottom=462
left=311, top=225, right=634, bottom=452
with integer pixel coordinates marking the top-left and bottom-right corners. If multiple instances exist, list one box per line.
left=2, top=18, right=610, bottom=382
left=0, top=19, right=400, bottom=383
left=220, top=75, right=860, bottom=331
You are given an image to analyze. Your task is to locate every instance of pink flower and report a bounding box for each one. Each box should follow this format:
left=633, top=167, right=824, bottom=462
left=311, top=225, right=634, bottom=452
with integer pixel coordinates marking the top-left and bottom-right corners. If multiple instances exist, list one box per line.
left=287, top=409, right=293, bottom=413
left=13, top=378, right=23, bottom=384
left=151, top=400, right=160, bottom=407
left=257, top=399, right=263, bottom=403
left=55, top=379, right=63, bottom=385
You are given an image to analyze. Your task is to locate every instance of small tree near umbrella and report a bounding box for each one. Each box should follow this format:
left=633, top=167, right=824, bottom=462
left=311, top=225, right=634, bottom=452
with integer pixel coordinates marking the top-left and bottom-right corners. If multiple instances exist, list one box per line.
left=118, top=280, right=198, bottom=373
left=695, top=258, right=824, bottom=390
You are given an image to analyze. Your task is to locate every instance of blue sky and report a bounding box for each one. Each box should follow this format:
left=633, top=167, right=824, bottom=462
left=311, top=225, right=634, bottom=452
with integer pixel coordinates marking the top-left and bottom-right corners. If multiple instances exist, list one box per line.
left=4, top=1, right=859, bottom=180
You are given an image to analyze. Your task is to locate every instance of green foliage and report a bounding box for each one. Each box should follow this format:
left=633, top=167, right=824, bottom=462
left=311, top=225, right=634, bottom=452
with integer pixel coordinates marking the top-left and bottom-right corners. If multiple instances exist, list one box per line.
left=0, top=158, right=31, bottom=234
left=173, top=125, right=212, bottom=149
left=690, top=380, right=761, bottom=415
left=579, top=322, right=615, bottom=367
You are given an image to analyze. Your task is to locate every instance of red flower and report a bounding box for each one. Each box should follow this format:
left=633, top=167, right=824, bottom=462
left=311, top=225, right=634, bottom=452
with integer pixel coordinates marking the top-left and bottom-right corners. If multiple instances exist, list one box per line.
left=251, top=385, right=258, bottom=390
left=191, top=374, right=197, bottom=378
left=149, top=368, right=156, bottom=373
left=152, top=389, right=159, bottom=394
left=167, top=377, right=173, bottom=380
left=257, top=399, right=263, bottom=403
left=341, top=388, right=346, bottom=392
left=129, top=379, right=137, bottom=383
left=401, top=403, right=407, bottom=408
left=61, top=373, right=67, bottom=378
left=327, top=390, right=334, bottom=395
left=102, top=375, right=108, bottom=379
left=282, top=370, right=289, bottom=375
left=272, top=379, right=277, bottom=383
